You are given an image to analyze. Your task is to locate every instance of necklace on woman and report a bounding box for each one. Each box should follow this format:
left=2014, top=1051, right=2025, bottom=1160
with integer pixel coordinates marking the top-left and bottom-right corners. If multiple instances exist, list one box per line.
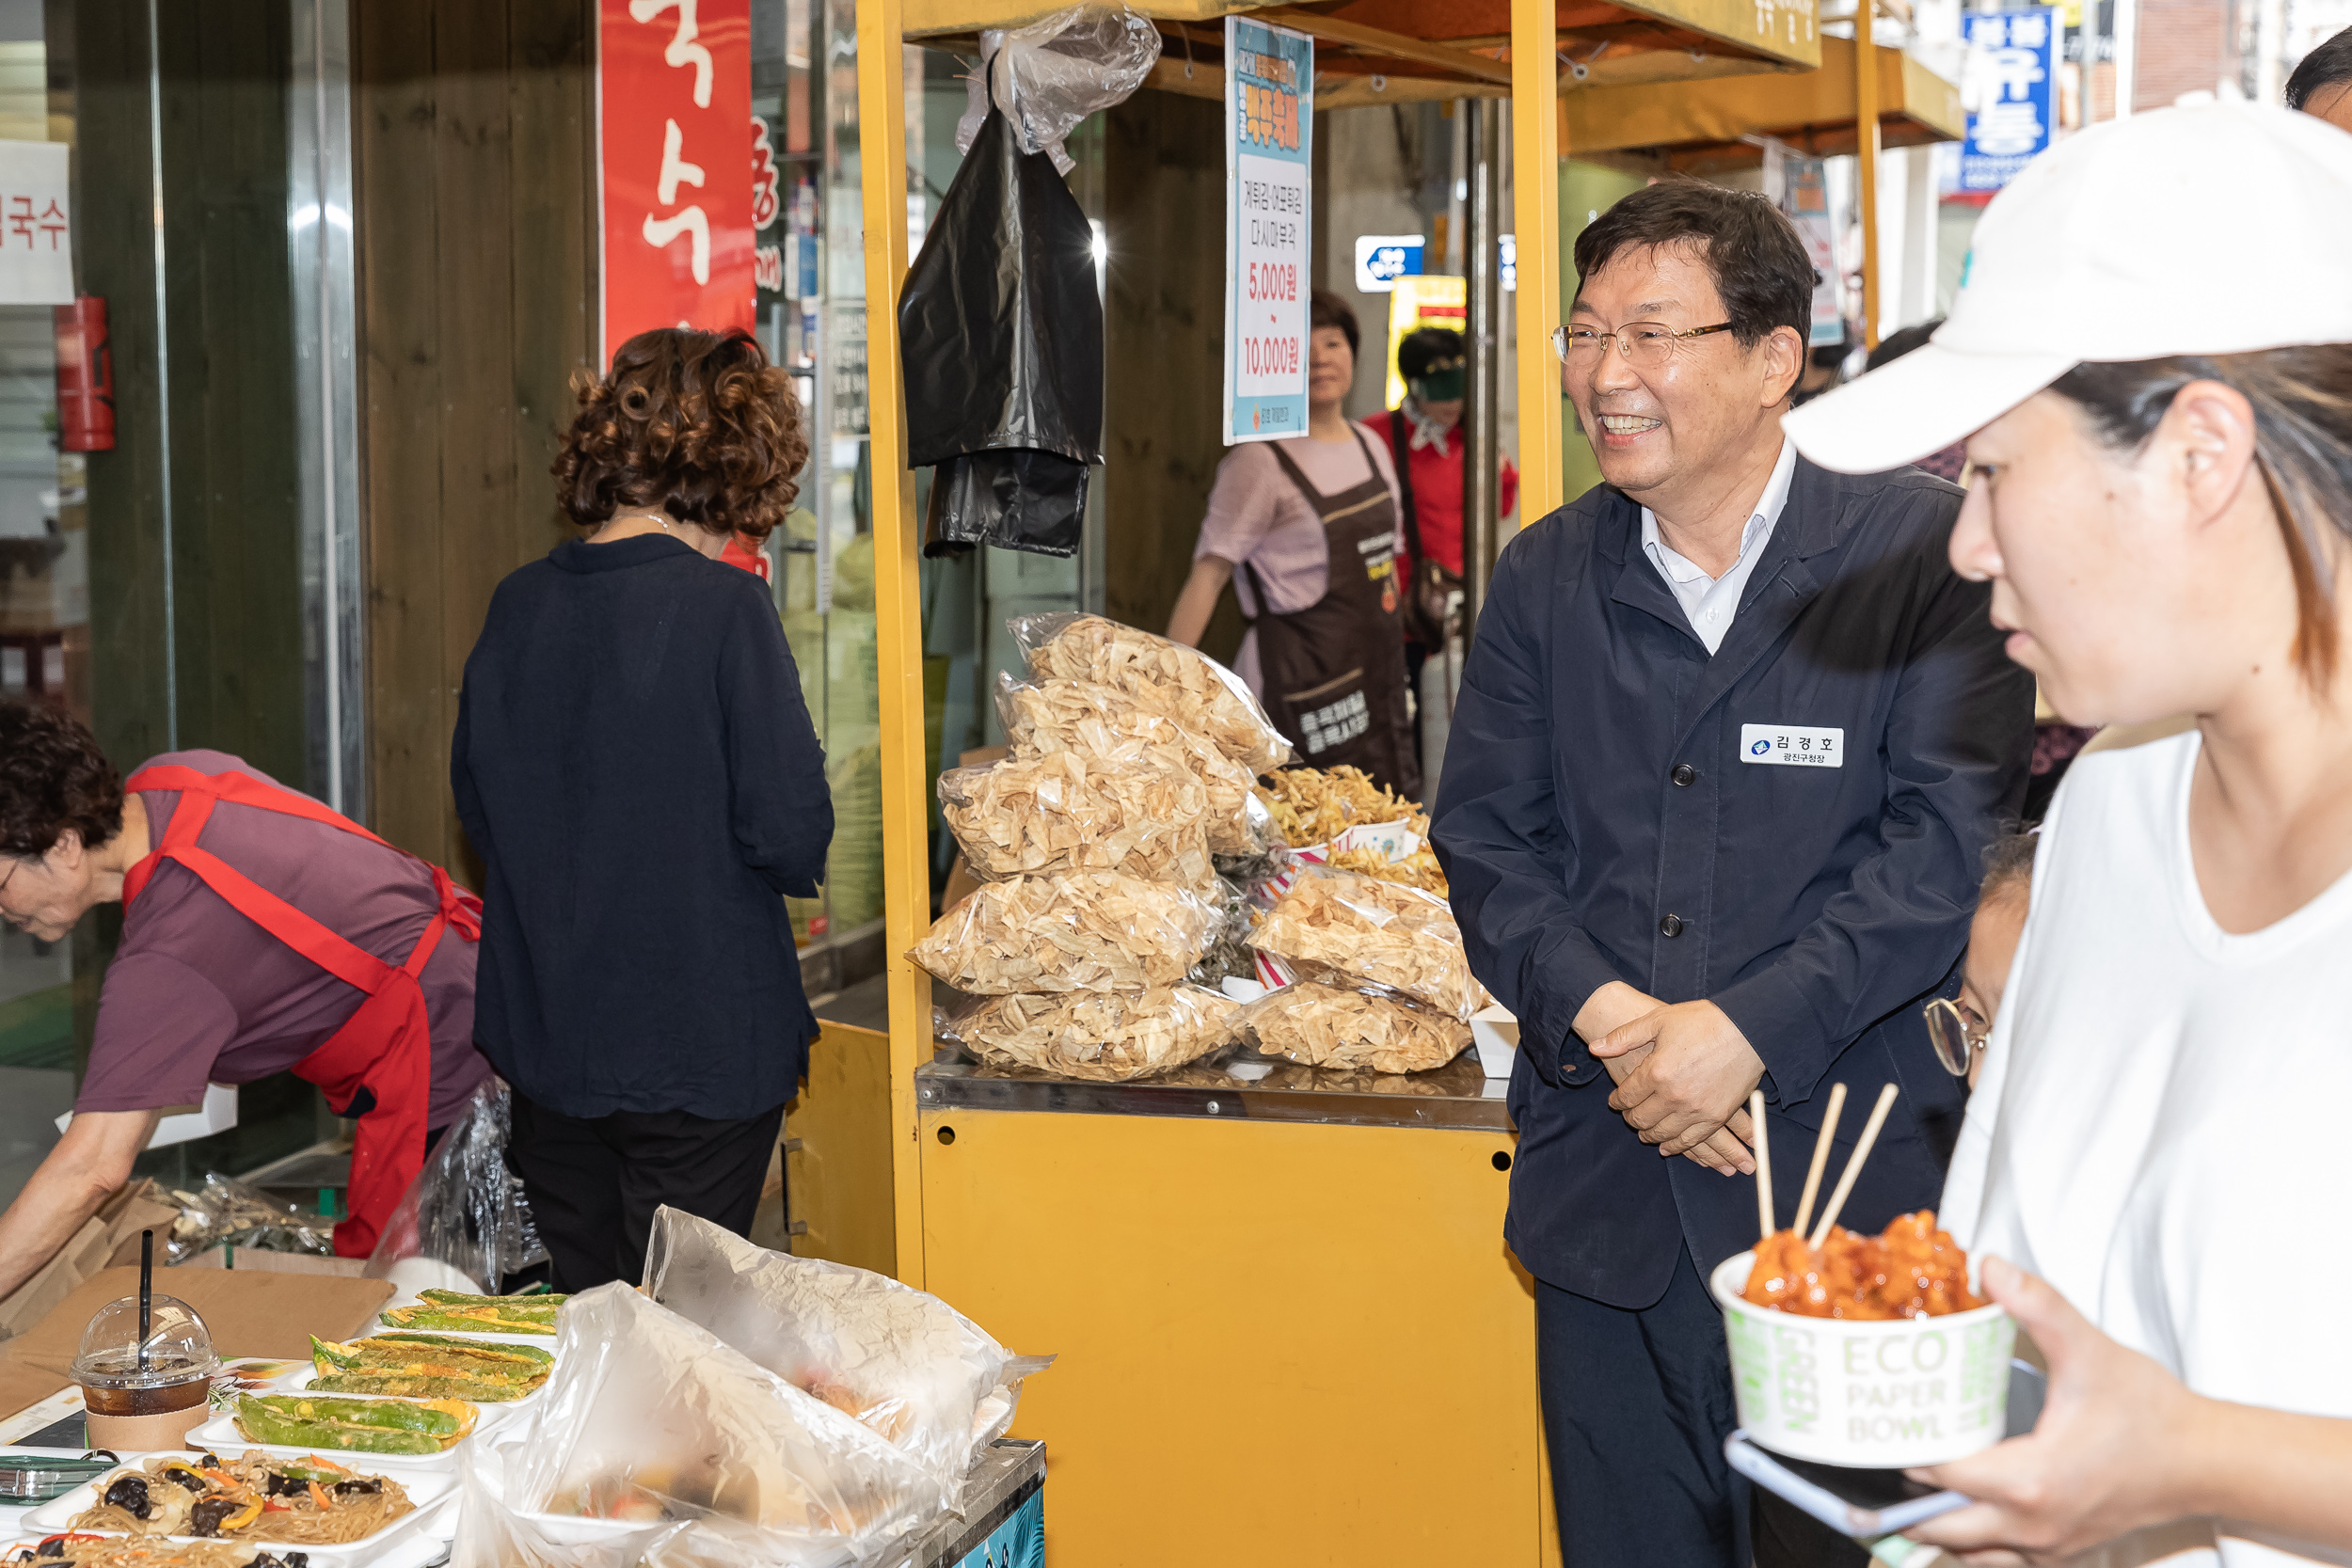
left=611, top=511, right=672, bottom=531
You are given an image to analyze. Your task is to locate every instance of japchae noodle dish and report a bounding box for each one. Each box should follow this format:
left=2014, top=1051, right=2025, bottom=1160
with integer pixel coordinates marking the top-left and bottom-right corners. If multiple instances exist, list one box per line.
left=69, top=1452, right=413, bottom=1546
left=7, top=1539, right=312, bottom=1567
left=1741, top=1211, right=1985, bottom=1320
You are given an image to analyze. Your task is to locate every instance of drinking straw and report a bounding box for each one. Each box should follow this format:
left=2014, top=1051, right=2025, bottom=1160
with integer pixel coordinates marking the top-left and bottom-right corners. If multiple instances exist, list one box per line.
left=1807, top=1084, right=1900, bottom=1248
left=1792, top=1082, right=1849, bottom=1239
left=1749, top=1089, right=1773, bottom=1242
left=137, top=1229, right=152, bottom=1371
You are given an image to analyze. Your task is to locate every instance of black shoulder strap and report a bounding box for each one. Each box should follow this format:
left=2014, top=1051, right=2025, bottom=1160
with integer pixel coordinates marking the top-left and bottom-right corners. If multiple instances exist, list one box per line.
left=1386, top=410, right=1426, bottom=562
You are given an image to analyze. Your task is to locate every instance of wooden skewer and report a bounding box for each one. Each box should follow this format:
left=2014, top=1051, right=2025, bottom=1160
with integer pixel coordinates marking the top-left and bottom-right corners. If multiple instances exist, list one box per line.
left=1749, top=1089, right=1773, bottom=1243
left=1791, top=1082, right=1849, bottom=1240
left=1807, top=1083, right=1899, bottom=1248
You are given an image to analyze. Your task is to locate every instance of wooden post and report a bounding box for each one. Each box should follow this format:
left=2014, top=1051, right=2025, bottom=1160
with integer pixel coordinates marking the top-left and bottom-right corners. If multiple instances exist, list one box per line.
left=1855, top=0, right=1881, bottom=350
left=1510, top=0, right=1561, bottom=519
left=854, top=0, right=932, bottom=1287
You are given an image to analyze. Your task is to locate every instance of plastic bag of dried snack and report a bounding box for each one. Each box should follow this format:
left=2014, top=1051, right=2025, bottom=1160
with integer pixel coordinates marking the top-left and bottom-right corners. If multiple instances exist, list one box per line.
left=938, top=985, right=1241, bottom=1082
left=938, top=748, right=1214, bottom=888
left=1009, top=611, right=1292, bottom=773
left=908, top=871, right=1217, bottom=993
left=1217, top=979, right=1470, bottom=1074
left=1250, top=864, right=1490, bottom=1020
left=994, top=673, right=1272, bottom=858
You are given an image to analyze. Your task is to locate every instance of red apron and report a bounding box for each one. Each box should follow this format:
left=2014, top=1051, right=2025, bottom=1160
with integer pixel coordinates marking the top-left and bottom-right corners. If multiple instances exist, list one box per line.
left=119, top=766, right=482, bottom=1259
left=719, top=534, right=771, bottom=579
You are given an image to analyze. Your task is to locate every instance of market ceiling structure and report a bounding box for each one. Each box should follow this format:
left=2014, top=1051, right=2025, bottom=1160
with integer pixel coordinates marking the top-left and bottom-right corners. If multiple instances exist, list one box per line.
left=902, top=0, right=1823, bottom=110
left=1561, top=33, right=1964, bottom=168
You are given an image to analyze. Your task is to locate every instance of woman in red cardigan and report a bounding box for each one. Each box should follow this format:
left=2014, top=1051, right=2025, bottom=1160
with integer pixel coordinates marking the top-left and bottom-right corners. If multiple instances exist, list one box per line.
left=1359, top=327, right=1518, bottom=770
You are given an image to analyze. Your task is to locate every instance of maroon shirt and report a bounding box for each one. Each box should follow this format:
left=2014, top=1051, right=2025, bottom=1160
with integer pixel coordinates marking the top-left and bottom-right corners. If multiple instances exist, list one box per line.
left=74, top=750, right=490, bottom=1129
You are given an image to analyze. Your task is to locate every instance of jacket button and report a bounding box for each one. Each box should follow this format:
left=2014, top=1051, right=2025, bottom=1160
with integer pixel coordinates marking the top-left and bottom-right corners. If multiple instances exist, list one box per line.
left=1671, top=763, right=1696, bottom=786
left=1660, top=913, right=1684, bottom=938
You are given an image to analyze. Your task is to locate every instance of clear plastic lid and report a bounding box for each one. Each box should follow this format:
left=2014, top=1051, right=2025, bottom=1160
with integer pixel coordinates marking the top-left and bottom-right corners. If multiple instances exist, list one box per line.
left=69, top=1293, right=218, bottom=1389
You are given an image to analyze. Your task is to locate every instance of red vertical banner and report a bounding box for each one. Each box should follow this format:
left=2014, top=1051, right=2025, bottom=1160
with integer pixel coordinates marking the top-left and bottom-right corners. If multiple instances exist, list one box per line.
left=599, top=0, right=755, bottom=361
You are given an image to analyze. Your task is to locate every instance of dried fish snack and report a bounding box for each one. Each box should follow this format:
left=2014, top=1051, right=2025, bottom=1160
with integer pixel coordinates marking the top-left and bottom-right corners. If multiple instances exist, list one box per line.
left=1009, top=611, right=1292, bottom=773
left=995, top=673, right=1270, bottom=856
left=1252, top=766, right=1417, bottom=847
left=1187, top=878, right=1258, bottom=989
left=908, top=872, right=1216, bottom=993
left=940, top=985, right=1241, bottom=1082
left=1251, top=866, right=1490, bottom=1019
left=1326, top=841, right=1449, bottom=897
left=938, top=749, right=1214, bottom=888
left=1218, top=981, right=1470, bottom=1074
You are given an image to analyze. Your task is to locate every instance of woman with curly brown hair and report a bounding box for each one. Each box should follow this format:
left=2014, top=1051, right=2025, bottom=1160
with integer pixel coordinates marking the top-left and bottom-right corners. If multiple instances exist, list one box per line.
left=0, top=697, right=492, bottom=1280
left=453, top=325, right=831, bottom=1291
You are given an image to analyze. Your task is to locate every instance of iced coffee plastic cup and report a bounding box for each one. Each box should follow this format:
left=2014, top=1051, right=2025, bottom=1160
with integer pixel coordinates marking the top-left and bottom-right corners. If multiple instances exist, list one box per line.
left=70, top=1293, right=219, bottom=1451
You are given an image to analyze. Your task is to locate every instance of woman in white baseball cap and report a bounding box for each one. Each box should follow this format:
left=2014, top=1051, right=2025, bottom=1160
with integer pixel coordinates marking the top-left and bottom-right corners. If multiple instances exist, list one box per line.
left=1785, top=102, right=2352, bottom=1566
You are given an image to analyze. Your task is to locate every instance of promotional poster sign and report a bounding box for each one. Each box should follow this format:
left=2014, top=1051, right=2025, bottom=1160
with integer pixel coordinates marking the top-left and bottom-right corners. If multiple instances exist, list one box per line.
left=1959, top=8, right=2057, bottom=192
left=1223, top=16, right=1312, bottom=445
left=599, top=0, right=756, bottom=360
left=0, top=141, right=71, bottom=307
left=1781, top=155, right=1843, bottom=345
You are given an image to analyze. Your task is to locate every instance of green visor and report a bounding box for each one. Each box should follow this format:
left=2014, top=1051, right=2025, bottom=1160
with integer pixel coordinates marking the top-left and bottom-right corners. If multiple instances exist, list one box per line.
left=1411, top=365, right=1466, bottom=402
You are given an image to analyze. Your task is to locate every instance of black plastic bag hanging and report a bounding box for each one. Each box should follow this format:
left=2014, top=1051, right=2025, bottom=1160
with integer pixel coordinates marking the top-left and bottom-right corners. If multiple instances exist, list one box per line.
left=899, top=103, right=1102, bottom=558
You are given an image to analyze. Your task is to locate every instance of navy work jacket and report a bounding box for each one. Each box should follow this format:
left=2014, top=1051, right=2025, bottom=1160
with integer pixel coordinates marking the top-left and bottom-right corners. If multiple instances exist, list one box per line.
left=1432, top=456, right=2033, bottom=1308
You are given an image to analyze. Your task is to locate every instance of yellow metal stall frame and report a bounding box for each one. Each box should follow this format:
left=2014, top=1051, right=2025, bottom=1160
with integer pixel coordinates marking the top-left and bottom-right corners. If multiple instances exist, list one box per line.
left=850, top=0, right=1819, bottom=1560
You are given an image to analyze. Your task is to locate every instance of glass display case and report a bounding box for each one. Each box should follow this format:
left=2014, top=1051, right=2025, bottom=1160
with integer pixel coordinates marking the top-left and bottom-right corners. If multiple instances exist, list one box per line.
left=752, top=11, right=1111, bottom=952
left=0, top=0, right=356, bottom=1210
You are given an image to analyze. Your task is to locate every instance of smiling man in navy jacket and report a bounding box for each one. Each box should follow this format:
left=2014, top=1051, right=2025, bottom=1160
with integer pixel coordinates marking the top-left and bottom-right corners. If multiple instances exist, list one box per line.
left=1432, top=184, right=2033, bottom=1565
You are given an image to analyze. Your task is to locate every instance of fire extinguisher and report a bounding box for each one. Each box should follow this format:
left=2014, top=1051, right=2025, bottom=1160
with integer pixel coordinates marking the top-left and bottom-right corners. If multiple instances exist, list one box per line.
left=55, top=295, right=113, bottom=453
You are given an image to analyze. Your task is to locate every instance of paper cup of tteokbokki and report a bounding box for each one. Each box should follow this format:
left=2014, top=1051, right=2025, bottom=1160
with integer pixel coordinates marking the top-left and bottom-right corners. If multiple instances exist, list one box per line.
left=1710, top=1211, right=2015, bottom=1467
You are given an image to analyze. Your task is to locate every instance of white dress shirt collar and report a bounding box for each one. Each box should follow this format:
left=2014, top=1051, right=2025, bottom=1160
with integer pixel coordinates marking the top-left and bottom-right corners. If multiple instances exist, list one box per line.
left=1638, top=436, right=1798, bottom=656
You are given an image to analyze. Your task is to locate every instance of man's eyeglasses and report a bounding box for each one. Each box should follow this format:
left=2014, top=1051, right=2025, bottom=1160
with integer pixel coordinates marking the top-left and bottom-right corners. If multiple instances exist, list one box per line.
left=1921, top=996, right=1992, bottom=1077
left=1552, top=321, right=1736, bottom=368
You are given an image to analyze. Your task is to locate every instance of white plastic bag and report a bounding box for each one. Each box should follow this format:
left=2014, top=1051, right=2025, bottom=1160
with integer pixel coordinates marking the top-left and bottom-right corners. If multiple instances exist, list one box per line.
left=956, top=6, right=1162, bottom=175
left=452, top=1427, right=693, bottom=1568
left=642, top=1210, right=1052, bottom=1515
left=453, top=1281, right=932, bottom=1567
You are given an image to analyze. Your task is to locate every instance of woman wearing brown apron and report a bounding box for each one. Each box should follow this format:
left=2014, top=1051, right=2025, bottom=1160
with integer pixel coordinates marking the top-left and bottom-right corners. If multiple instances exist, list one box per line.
left=1168, top=291, right=1421, bottom=799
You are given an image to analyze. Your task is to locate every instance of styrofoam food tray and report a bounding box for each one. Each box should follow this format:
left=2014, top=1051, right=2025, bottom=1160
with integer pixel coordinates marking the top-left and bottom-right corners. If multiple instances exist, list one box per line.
left=22, top=1454, right=455, bottom=1560
left=184, top=1406, right=465, bottom=1468
left=0, top=1534, right=455, bottom=1568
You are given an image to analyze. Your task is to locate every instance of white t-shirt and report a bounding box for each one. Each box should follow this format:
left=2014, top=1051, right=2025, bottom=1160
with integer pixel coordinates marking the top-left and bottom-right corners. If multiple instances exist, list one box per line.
left=1943, top=731, right=2352, bottom=1568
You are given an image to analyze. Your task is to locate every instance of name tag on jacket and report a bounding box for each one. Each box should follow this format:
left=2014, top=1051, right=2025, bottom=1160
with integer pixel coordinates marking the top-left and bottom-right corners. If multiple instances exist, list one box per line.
left=1740, top=723, right=1845, bottom=767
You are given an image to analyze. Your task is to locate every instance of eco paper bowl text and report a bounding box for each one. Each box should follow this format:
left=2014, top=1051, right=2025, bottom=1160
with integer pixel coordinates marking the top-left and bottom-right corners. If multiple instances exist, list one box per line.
left=1710, top=1250, right=2015, bottom=1467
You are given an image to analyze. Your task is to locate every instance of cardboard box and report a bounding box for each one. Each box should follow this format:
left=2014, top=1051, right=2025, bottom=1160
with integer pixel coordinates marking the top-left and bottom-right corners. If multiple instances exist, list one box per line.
left=0, top=1180, right=181, bottom=1342
left=179, top=1246, right=370, bottom=1277
left=4, top=1263, right=392, bottom=1385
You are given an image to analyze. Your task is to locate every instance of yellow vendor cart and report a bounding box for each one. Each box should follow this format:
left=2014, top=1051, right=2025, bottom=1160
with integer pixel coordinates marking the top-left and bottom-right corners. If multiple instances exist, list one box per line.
left=846, top=0, right=1836, bottom=1561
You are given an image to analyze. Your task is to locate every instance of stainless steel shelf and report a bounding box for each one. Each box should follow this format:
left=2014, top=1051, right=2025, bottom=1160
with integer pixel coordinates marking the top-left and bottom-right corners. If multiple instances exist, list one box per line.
left=914, top=1050, right=1514, bottom=1131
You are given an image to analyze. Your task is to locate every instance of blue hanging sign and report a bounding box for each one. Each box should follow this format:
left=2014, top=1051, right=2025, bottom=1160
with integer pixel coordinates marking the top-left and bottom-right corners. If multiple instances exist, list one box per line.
left=1224, top=15, right=1313, bottom=445
left=1960, top=8, right=2058, bottom=192
left=1353, top=233, right=1425, bottom=293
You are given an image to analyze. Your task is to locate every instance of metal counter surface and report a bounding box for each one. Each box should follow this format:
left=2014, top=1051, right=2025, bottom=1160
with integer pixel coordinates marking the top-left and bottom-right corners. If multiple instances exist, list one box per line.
left=914, top=1048, right=1515, bottom=1131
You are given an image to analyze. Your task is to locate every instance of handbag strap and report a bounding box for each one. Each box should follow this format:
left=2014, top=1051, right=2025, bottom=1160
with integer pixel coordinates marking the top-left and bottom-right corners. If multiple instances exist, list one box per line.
left=1387, top=408, right=1428, bottom=567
